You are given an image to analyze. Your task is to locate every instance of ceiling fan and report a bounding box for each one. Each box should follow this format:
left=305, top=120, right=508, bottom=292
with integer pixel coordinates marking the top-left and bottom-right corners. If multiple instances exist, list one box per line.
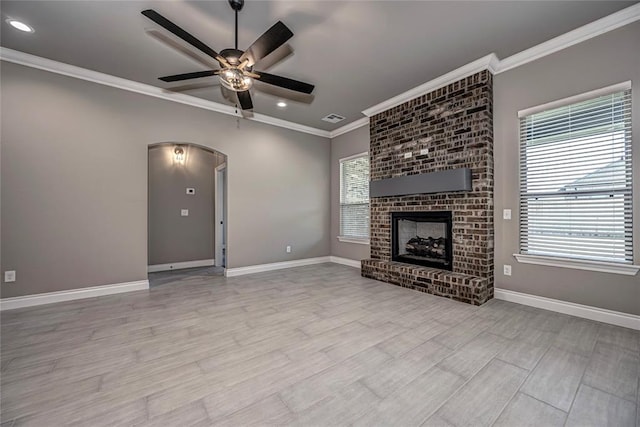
left=141, top=0, right=315, bottom=110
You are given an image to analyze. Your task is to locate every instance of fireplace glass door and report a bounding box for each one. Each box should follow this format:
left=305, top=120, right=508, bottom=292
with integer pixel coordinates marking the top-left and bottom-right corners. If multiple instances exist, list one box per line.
left=391, top=211, right=453, bottom=270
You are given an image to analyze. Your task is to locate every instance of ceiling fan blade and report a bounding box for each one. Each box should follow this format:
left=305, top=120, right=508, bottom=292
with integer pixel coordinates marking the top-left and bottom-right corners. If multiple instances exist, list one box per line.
left=141, top=10, right=229, bottom=67
left=167, top=81, right=220, bottom=93
left=253, top=44, right=293, bottom=70
left=145, top=29, right=219, bottom=69
left=237, top=90, right=253, bottom=110
left=159, top=70, right=218, bottom=82
left=253, top=81, right=314, bottom=105
left=239, top=21, right=293, bottom=65
left=253, top=71, right=314, bottom=94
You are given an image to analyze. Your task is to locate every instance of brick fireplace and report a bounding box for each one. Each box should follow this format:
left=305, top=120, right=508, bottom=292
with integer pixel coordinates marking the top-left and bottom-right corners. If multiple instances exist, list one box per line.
left=362, top=70, right=494, bottom=305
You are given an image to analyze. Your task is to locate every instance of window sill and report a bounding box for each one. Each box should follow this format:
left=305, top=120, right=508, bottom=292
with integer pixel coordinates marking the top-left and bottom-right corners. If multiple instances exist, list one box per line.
left=337, top=236, right=370, bottom=245
left=513, top=254, right=639, bottom=276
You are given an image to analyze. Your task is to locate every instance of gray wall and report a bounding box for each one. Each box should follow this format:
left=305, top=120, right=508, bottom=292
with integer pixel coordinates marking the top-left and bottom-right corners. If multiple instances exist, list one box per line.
left=330, top=125, right=371, bottom=261
left=1, top=62, right=330, bottom=298
left=494, top=22, right=640, bottom=315
left=148, top=144, right=224, bottom=266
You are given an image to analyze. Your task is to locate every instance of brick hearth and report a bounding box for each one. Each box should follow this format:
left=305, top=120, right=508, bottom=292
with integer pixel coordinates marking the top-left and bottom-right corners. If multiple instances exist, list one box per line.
left=362, top=70, right=494, bottom=305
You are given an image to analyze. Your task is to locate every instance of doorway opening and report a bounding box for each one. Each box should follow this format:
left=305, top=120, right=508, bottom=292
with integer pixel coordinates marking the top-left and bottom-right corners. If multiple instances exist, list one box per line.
left=147, top=143, right=227, bottom=286
left=215, top=162, right=227, bottom=268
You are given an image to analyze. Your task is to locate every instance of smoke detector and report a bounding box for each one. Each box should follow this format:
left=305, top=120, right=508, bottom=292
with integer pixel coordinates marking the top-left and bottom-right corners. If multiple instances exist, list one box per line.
left=322, top=113, right=346, bottom=124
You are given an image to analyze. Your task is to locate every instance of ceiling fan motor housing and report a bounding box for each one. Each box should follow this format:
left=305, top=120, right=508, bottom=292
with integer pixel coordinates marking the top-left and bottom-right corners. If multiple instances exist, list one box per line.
left=219, top=48, right=246, bottom=67
left=228, top=0, right=244, bottom=12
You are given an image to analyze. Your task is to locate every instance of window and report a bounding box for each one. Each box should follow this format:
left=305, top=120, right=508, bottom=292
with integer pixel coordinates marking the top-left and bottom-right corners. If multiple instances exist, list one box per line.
left=339, top=153, right=370, bottom=242
left=519, top=83, right=632, bottom=265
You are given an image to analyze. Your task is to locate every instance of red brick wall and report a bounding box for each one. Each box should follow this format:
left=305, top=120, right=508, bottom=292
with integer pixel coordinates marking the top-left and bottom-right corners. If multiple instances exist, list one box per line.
left=366, top=70, right=494, bottom=299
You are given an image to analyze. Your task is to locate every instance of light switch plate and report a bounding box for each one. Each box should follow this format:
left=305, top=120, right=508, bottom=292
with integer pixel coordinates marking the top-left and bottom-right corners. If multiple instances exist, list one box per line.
left=503, top=265, right=512, bottom=276
left=181, top=209, right=189, bottom=216
left=4, top=270, right=16, bottom=283
left=503, top=209, right=512, bottom=220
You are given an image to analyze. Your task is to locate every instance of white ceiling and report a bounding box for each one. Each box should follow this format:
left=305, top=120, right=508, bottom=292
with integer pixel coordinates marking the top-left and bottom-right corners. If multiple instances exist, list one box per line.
left=0, top=1, right=635, bottom=131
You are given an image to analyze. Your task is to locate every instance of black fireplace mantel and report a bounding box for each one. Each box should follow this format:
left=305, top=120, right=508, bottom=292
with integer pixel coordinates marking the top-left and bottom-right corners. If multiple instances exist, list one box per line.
left=370, top=168, right=472, bottom=198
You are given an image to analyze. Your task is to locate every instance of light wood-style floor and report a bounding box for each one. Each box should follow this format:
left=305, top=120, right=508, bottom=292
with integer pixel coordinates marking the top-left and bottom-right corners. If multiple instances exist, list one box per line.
left=1, top=263, right=638, bottom=426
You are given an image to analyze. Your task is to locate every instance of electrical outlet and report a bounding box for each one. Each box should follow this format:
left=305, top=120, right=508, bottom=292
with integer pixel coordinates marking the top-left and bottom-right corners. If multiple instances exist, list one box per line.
left=181, top=209, right=189, bottom=216
left=4, top=270, right=16, bottom=283
left=503, top=265, right=512, bottom=276
left=286, top=246, right=291, bottom=253
left=186, top=188, right=195, bottom=195
left=404, top=152, right=412, bottom=159
left=503, top=209, right=512, bottom=220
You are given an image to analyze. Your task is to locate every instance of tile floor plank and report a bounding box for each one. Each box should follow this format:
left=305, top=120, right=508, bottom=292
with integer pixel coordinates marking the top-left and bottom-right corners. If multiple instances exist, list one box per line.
left=136, top=400, right=211, bottom=427
left=436, top=331, right=510, bottom=380
left=363, top=340, right=452, bottom=398
left=353, top=366, right=465, bottom=427
left=493, top=392, right=567, bottom=427
left=520, top=346, right=590, bottom=412
left=583, top=341, right=639, bottom=402
left=566, top=384, right=637, bottom=427
left=427, top=359, right=528, bottom=426
left=279, top=346, right=390, bottom=412
left=290, top=381, right=381, bottom=426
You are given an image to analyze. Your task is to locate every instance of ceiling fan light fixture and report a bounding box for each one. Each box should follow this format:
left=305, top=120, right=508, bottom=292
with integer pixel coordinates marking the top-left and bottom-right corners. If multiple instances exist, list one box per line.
left=219, top=68, right=253, bottom=92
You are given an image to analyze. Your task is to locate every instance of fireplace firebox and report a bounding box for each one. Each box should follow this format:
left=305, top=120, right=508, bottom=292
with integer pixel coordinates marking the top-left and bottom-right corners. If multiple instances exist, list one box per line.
left=391, top=211, right=453, bottom=270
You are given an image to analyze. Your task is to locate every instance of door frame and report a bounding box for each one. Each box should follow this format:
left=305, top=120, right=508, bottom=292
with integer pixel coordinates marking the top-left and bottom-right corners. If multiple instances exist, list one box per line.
left=214, top=162, right=227, bottom=268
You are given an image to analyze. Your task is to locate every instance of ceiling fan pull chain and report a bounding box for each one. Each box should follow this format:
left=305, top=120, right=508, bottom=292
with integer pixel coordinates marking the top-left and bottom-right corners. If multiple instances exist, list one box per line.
left=235, top=10, right=238, bottom=50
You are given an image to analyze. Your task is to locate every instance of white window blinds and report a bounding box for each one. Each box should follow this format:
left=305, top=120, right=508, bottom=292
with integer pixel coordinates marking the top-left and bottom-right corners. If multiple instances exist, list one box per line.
left=519, top=87, right=632, bottom=264
left=340, top=153, right=370, bottom=239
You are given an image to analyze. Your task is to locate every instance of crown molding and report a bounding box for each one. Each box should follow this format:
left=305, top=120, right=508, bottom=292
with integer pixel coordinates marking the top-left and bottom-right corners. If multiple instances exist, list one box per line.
left=0, top=47, right=331, bottom=138
left=329, top=117, right=369, bottom=139
left=495, top=3, right=640, bottom=74
left=362, top=53, right=499, bottom=118
left=359, top=3, right=639, bottom=118
left=249, top=111, right=329, bottom=137
left=2, top=3, right=638, bottom=139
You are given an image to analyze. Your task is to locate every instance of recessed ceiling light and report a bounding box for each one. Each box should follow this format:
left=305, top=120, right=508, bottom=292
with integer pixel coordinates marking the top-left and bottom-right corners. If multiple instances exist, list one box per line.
left=7, top=19, right=34, bottom=33
left=277, top=101, right=287, bottom=108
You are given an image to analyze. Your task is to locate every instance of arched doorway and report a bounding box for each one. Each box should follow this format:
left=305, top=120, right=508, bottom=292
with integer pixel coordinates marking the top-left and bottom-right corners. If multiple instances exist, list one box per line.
left=147, top=143, right=227, bottom=285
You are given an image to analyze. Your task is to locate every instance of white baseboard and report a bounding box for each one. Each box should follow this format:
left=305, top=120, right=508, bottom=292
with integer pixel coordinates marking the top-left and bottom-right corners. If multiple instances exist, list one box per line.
left=0, top=280, right=149, bottom=311
left=494, top=288, right=640, bottom=330
left=148, top=259, right=215, bottom=273
left=329, top=256, right=362, bottom=269
left=224, top=256, right=332, bottom=277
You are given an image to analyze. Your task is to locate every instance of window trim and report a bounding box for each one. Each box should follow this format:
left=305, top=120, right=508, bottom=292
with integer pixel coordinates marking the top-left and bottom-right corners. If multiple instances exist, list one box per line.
left=338, top=151, right=370, bottom=242
left=339, top=151, right=369, bottom=163
left=513, top=254, right=639, bottom=276
left=337, top=236, right=370, bottom=245
left=517, top=81, right=631, bottom=118
left=516, top=82, right=635, bottom=270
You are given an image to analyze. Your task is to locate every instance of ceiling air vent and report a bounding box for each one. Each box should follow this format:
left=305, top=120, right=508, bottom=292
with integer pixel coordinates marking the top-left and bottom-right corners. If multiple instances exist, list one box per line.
left=322, top=113, right=346, bottom=124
